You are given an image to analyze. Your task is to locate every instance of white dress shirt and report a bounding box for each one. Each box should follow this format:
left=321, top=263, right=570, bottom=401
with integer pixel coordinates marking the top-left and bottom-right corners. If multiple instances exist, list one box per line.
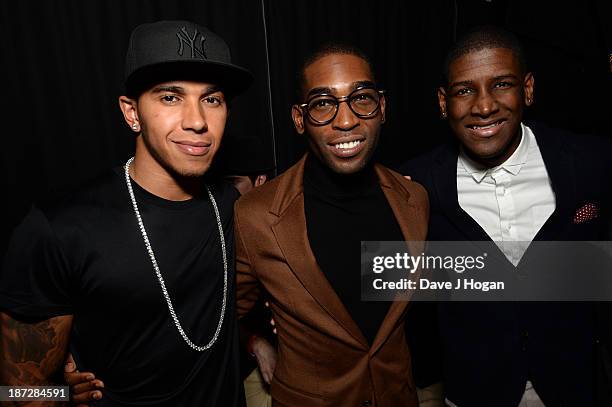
left=457, top=123, right=555, bottom=266
left=454, top=123, right=555, bottom=407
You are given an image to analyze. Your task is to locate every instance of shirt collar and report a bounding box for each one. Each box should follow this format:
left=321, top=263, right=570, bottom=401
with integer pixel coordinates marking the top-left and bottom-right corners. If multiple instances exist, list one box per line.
left=459, top=122, right=532, bottom=183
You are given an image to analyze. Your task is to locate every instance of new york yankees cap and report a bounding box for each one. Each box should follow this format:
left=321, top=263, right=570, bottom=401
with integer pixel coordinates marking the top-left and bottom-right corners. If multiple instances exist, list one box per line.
left=124, top=20, right=253, bottom=98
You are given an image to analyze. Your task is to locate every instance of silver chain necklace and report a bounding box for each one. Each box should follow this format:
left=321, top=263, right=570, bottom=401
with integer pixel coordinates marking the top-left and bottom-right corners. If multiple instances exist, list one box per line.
left=124, top=157, right=227, bottom=351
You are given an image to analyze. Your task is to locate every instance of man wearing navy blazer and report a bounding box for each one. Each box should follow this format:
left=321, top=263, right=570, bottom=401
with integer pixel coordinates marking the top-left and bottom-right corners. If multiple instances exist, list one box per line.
left=402, top=26, right=612, bottom=407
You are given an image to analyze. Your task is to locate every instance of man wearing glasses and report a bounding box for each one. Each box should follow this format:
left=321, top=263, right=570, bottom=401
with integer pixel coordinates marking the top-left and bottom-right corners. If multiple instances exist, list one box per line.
left=234, top=44, right=429, bottom=406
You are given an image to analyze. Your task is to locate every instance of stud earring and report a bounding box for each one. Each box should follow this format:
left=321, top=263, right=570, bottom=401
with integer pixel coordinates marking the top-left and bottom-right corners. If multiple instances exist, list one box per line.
left=441, top=111, right=447, bottom=119
left=132, top=122, right=139, bottom=131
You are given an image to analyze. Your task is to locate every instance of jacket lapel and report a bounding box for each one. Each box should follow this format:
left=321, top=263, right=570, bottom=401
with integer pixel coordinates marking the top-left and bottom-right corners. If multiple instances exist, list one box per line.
left=270, top=155, right=368, bottom=348
left=370, top=165, right=425, bottom=355
left=431, top=144, right=492, bottom=242
left=269, top=157, right=436, bottom=352
left=529, top=123, right=577, bottom=241
left=430, top=144, right=514, bottom=270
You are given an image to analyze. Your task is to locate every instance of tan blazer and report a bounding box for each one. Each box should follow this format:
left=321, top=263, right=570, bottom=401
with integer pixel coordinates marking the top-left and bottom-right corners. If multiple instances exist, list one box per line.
left=235, top=155, right=429, bottom=407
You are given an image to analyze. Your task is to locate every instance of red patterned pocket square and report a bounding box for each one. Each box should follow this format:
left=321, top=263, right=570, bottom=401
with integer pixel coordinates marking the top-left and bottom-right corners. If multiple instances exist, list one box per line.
left=573, top=202, right=599, bottom=224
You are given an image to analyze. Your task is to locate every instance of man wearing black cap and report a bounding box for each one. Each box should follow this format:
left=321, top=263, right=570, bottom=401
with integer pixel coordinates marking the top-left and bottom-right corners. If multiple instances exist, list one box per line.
left=0, top=20, right=251, bottom=406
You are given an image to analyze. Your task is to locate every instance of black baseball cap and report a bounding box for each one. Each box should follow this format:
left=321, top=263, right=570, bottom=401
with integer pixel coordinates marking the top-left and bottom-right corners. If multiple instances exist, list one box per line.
left=124, top=20, right=253, bottom=98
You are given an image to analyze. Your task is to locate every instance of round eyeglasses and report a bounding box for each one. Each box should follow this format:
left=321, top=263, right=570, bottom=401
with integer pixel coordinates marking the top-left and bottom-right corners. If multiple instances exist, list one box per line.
left=299, top=87, right=385, bottom=125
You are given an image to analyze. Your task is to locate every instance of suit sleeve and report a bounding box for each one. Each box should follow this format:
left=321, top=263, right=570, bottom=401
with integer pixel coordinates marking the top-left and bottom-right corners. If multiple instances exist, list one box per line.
left=234, top=201, right=261, bottom=319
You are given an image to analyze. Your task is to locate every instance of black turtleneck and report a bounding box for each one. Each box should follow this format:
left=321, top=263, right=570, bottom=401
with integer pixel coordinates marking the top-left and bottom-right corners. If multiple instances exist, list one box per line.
left=303, top=154, right=404, bottom=345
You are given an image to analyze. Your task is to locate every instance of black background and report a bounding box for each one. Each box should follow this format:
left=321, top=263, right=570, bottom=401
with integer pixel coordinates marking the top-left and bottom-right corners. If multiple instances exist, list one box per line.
left=2, top=0, right=611, bottom=256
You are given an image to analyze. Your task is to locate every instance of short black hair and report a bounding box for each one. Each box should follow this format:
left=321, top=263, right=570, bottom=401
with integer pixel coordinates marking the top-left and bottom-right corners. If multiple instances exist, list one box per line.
left=296, top=43, right=376, bottom=101
left=443, top=25, right=528, bottom=84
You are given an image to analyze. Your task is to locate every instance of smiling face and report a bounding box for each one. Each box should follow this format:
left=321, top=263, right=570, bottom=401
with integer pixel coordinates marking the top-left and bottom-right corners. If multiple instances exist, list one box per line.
left=291, top=53, right=386, bottom=174
left=438, top=47, right=534, bottom=167
left=120, top=80, right=228, bottom=182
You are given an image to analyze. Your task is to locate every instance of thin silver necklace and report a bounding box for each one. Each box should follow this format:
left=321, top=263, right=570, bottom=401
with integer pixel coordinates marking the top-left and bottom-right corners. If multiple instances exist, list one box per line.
left=124, top=157, right=227, bottom=351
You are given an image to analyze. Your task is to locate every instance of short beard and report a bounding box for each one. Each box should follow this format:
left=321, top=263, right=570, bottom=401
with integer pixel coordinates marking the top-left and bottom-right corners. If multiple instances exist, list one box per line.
left=174, top=165, right=211, bottom=178
left=141, top=131, right=211, bottom=179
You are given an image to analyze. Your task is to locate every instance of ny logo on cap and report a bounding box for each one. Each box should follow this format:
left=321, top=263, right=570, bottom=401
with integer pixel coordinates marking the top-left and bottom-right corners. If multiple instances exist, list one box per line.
left=176, top=26, right=207, bottom=59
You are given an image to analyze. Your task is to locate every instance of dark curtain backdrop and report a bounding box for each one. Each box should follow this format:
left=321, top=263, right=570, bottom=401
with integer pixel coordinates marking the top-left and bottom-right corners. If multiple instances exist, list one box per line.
left=263, top=0, right=612, bottom=173
left=2, top=0, right=611, bottom=256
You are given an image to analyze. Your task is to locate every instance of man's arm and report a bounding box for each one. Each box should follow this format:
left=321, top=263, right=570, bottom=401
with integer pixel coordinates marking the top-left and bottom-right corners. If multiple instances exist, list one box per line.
left=234, top=202, right=262, bottom=318
left=64, top=353, right=104, bottom=405
left=239, top=299, right=278, bottom=385
left=0, top=312, right=72, bottom=386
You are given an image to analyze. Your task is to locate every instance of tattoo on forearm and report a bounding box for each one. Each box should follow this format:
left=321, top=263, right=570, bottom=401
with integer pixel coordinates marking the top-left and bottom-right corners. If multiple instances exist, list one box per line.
left=0, top=313, right=72, bottom=387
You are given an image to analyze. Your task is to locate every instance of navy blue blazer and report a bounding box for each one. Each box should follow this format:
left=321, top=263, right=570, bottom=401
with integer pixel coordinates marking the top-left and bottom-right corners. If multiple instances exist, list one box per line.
left=401, top=122, right=612, bottom=407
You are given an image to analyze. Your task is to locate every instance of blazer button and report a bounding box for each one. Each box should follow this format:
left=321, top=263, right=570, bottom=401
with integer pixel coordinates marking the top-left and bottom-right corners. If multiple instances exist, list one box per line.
left=361, top=401, right=372, bottom=406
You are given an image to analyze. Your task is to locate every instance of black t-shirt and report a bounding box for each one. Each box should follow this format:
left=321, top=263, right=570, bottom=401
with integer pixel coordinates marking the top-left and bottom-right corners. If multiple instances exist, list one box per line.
left=303, top=155, right=404, bottom=345
left=0, top=168, right=244, bottom=406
